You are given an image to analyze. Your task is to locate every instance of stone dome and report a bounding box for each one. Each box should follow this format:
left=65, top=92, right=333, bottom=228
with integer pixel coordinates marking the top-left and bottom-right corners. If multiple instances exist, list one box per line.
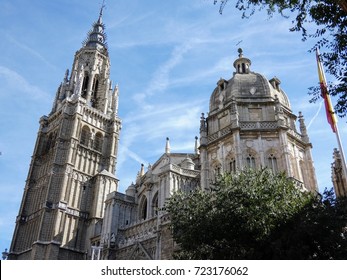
left=209, top=49, right=291, bottom=113
left=181, top=156, right=195, bottom=170
left=125, top=183, right=136, bottom=197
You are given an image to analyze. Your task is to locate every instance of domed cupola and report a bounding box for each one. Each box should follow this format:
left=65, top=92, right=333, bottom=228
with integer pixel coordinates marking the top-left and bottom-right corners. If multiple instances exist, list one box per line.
left=209, top=49, right=292, bottom=113
left=181, top=156, right=195, bottom=170
left=233, top=48, right=251, bottom=74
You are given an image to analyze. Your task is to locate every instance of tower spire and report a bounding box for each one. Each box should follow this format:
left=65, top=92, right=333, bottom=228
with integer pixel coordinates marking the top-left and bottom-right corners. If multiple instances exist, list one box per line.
left=83, top=2, right=108, bottom=51
left=98, top=0, right=106, bottom=23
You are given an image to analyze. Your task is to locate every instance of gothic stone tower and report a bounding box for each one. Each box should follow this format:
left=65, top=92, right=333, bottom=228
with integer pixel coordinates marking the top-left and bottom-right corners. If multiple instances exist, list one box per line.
left=332, top=148, right=347, bottom=197
left=200, top=49, right=318, bottom=192
left=9, top=10, right=121, bottom=260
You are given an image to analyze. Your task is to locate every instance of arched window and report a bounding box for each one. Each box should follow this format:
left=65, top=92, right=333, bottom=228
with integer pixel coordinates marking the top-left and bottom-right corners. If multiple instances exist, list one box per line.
left=46, top=133, right=53, bottom=151
left=246, top=154, right=256, bottom=169
left=94, top=132, right=103, bottom=152
left=43, top=132, right=56, bottom=154
left=242, top=63, right=246, bottom=73
left=139, top=196, right=148, bottom=220
left=212, top=162, right=222, bottom=182
left=80, top=126, right=90, bottom=147
left=151, top=192, right=159, bottom=217
left=229, top=158, right=236, bottom=173
left=81, top=74, right=89, bottom=99
left=91, top=76, right=99, bottom=108
left=267, top=154, right=278, bottom=173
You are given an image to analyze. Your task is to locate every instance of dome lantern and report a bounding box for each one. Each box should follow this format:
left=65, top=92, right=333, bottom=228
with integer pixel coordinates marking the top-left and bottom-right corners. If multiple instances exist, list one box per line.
left=233, top=48, right=251, bottom=74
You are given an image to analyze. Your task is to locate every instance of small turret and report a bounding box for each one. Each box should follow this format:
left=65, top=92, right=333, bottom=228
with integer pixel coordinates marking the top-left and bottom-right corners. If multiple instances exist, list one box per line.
left=165, top=137, right=171, bottom=154
left=298, top=112, right=310, bottom=143
left=181, top=156, right=195, bottom=170
left=194, top=136, right=199, bottom=155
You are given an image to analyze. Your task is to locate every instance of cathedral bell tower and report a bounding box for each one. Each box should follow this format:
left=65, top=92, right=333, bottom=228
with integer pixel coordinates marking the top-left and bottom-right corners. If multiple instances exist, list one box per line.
left=9, top=8, right=121, bottom=260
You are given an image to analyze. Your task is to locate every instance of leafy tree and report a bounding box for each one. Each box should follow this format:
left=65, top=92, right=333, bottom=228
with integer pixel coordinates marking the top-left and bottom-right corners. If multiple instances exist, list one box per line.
left=164, top=169, right=347, bottom=259
left=213, top=0, right=347, bottom=117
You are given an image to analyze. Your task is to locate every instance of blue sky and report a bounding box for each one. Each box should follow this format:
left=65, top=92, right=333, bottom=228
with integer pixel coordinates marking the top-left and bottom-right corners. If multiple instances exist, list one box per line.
left=0, top=0, right=346, bottom=254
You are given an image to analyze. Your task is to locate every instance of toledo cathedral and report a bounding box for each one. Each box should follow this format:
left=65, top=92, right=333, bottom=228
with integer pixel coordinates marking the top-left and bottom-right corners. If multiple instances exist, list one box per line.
left=9, top=8, right=323, bottom=260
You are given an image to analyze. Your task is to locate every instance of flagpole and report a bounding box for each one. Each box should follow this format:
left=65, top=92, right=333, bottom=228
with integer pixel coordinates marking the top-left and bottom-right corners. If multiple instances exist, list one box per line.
left=316, top=48, right=347, bottom=194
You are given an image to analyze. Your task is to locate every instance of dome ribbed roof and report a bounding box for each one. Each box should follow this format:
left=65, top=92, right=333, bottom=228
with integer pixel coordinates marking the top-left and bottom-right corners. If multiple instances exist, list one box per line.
left=209, top=50, right=291, bottom=113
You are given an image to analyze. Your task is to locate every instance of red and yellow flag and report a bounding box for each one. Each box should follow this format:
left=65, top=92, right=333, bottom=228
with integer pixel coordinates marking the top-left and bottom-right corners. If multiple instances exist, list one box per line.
left=316, top=48, right=337, bottom=133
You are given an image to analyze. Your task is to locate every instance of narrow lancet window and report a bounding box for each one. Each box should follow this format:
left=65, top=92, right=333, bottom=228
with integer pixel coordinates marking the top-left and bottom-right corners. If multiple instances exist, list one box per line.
left=91, top=76, right=99, bottom=108
left=94, top=132, right=103, bottom=152
left=80, top=126, right=90, bottom=147
left=229, top=159, right=236, bottom=173
left=81, top=74, right=89, bottom=99
left=246, top=154, right=256, bottom=169
left=267, top=154, right=278, bottom=173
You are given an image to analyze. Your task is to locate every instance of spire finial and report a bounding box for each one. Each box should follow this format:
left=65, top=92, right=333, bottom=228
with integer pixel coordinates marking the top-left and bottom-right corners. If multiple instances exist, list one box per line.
left=98, top=0, right=106, bottom=22
left=195, top=136, right=200, bottom=155
left=238, top=48, right=243, bottom=58
left=140, top=163, right=145, bottom=177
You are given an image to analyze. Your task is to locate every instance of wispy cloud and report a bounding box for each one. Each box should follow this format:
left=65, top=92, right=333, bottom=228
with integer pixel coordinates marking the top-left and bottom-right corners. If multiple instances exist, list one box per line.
left=307, top=100, right=324, bottom=129
left=5, top=34, right=57, bottom=70
left=132, top=39, right=200, bottom=107
left=121, top=147, right=147, bottom=166
left=0, top=66, right=49, bottom=100
left=117, top=100, right=204, bottom=174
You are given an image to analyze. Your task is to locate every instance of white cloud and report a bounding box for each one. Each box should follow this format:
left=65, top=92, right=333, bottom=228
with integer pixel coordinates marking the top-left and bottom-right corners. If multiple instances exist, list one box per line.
left=0, top=66, right=49, bottom=100
left=132, top=39, right=198, bottom=105
left=307, top=100, right=324, bottom=129
left=5, top=34, right=56, bottom=70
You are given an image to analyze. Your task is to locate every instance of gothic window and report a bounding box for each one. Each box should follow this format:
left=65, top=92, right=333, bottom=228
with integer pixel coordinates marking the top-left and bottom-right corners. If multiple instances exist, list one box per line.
left=45, top=134, right=53, bottom=153
left=81, top=74, right=89, bottom=99
left=299, top=160, right=307, bottom=188
left=94, top=132, right=103, bottom=152
left=91, top=76, right=99, bottom=108
left=267, top=154, right=278, bottom=173
left=215, top=166, right=221, bottom=176
left=43, top=132, right=57, bottom=154
left=151, top=192, right=159, bottom=217
left=139, top=196, right=148, bottom=220
left=212, top=163, right=222, bottom=181
left=229, top=158, right=236, bottom=173
left=246, top=154, right=256, bottom=169
left=80, top=126, right=90, bottom=147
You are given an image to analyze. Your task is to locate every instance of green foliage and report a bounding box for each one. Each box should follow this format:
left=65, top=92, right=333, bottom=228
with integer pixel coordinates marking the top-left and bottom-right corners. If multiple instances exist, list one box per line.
left=213, top=0, right=347, bottom=117
left=165, top=169, right=347, bottom=259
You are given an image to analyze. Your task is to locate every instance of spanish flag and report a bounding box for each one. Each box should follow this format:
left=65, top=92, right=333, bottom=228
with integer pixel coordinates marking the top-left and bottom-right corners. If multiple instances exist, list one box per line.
left=316, top=48, right=337, bottom=133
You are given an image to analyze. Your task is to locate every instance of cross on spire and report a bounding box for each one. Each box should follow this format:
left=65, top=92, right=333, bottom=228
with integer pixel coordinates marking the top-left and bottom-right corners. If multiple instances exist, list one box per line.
left=99, top=0, right=106, bottom=21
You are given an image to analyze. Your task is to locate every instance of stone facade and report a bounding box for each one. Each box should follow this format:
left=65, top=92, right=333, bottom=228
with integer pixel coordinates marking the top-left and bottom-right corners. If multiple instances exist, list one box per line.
left=100, top=150, right=199, bottom=260
left=99, top=49, right=318, bottom=260
left=9, top=13, right=319, bottom=260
